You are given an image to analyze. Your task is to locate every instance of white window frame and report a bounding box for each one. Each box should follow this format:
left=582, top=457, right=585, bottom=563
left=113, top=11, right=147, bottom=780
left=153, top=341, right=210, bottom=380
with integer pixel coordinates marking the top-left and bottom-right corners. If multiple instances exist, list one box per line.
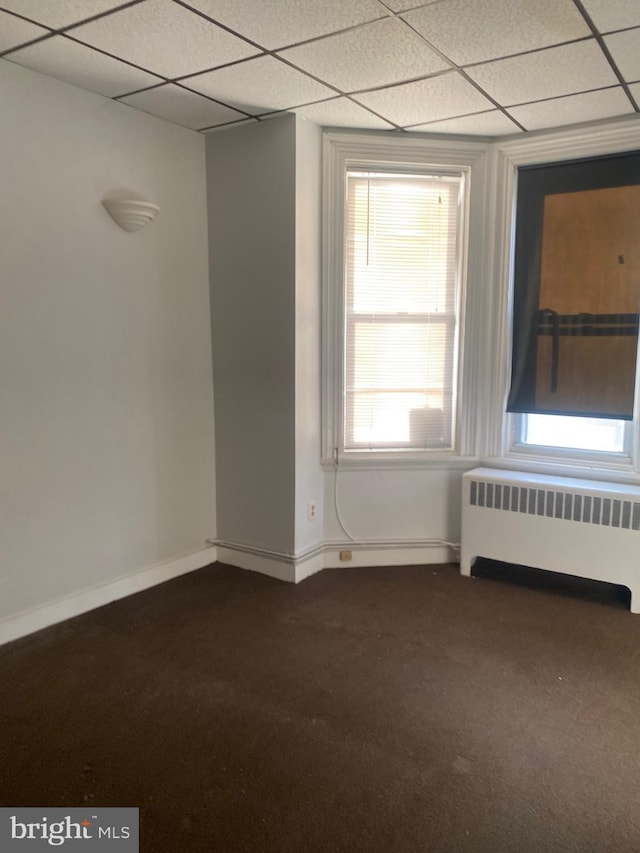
left=485, top=117, right=640, bottom=480
left=322, top=131, right=490, bottom=468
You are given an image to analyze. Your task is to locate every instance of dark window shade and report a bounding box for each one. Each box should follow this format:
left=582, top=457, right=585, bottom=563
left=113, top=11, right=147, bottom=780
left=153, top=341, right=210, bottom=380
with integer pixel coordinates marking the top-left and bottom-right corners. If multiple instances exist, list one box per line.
left=507, top=151, right=640, bottom=420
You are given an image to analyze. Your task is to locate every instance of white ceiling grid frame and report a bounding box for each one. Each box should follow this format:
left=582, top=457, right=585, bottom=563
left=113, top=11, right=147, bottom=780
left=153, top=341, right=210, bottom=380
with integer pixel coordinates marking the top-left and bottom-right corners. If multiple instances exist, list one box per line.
left=278, top=17, right=449, bottom=93
left=7, top=35, right=163, bottom=97
left=353, top=71, right=495, bottom=127
left=580, top=0, right=640, bottom=33
left=70, top=0, right=259, bottom=79
left=508, top=87, right=635, bottom=130
left=0, top=10, right=47, bottom=52
left=179, top=0, right=387, bottom=50
left=0, top=0, right=136, bottom=29
left=382, top=0, right=441, bottom=11
left=410, top=109, right=521, bottom=136
left=603, top=28, right=640, bottom=84
left=402, top=0, right=591, bottom=65
left=466, top=39, right=619, bottom=105
left=293, top=97, right=395, bottom=129
left=120, top=81, right=247, bottom=128
left=182, top=54, right=336, bottom=115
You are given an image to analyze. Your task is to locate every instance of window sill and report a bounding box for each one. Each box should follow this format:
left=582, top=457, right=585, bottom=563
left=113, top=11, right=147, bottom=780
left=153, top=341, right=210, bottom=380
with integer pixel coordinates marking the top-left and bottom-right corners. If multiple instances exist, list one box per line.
left=321, top=453, right=480, bottom=472
left=485, top=449, right=640, bottom=485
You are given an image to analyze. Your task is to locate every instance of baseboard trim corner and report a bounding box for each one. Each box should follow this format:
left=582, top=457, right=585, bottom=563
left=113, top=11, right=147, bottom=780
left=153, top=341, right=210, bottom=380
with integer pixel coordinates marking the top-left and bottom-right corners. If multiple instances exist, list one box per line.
left=0, top=545, right=217, bottom=647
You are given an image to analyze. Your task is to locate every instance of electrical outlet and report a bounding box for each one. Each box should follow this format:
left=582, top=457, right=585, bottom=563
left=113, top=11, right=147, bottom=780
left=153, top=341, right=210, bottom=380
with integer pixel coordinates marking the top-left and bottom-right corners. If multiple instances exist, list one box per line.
left=339, top=550, right=352, bottom=562
left=307, top=500, right=317, bottom=521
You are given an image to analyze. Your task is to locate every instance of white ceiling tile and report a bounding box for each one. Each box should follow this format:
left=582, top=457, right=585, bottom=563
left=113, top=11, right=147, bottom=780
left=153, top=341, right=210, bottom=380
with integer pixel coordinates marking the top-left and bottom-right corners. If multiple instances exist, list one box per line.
left=71, top=0, right=259, bottom=79
left=6, top=35, right=162, bottom=97
left=629, top=81, right=640, bottom=103
left=279, top=18, right=449, bottom=93
left=466, top=40, right=618, bottom=105
left=181, top=0, right=385, bottom=50
left=120, top=83, right=246, bottom=129
left=409, top=109, right=521, bottom=135
left=293, top=97, right=395, bottom=129
left=0, top=0, right=130, bottom=29
left=183, top=55, right=335, bottom=114
left=0, top=11, right=48, bottom=52
left=353, top=71, right=494, bottom=127
left=383, top=0, right=439, bottom=11
left=508, top=87, right=635, bottom=131
left=202, top=117, right=257, bottom=133
left=604, top=28, right=640, bottom=83
left=403, top=0, right=590, bottom=66
left=581, top=0, right=640, bottom=33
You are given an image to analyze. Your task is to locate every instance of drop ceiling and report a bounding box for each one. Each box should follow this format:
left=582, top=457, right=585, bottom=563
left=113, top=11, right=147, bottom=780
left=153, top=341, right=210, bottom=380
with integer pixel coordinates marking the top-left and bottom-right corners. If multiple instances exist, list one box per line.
left=1, top=0, right=639, bottom=136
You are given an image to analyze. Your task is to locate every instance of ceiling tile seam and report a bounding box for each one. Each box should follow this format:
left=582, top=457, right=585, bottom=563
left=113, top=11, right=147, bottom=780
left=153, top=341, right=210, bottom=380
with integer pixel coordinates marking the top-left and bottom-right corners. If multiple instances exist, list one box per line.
left=197, top=116, right=258, bottom=133
left=340, top=95, right=401, bottom=128
left=176, top=0, right=392, bottom=55
left=571, top=0, right=639, bottom=112
left=394, top=14, right=528, bottom=130
left=53, top=0, right=148, bottom=34
left=170, top=0, right=269, bottom=53
left=458, top=35, right=594, bottom=71
left=0, top=32, right=55, bottom=58
left=347, top=66, right=455, bottom=96
left=58, top=31, right=170, bottom=83
left=171, top=81, right=260, bottom=118
left=0, top=5, right=54, bottom=29
left=170, top=52, right=270, bottom=86
left=503, top=83, right=627, bottom=111
left=0, top=0, right=146, bottom=44
left=252, top=95, right=399, bottom=129
left=112, top=81, right=168, bottom=101
left=601, top=23, right=640, bottom=37
left=266, top=16, right=391, bottom=53
left=266, top=53, right=405, bottom=129
left=402, top=106, right=519, bottom=130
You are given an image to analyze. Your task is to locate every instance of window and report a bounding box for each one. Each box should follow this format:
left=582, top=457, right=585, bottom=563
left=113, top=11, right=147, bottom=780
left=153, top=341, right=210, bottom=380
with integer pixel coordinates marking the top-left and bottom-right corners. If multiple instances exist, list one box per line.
left=517, top=413, right=628, bottom=455
left=488, top=119, right=640, bottom=473
left=344, top=170, right=463, bottom=451
left=322, top=131, right=489, bottom=465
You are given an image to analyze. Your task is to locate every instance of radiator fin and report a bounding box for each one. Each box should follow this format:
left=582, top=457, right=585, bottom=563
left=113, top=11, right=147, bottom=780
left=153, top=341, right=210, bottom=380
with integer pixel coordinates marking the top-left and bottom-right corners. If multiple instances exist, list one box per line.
left=469, top=479, right=640, bottom=531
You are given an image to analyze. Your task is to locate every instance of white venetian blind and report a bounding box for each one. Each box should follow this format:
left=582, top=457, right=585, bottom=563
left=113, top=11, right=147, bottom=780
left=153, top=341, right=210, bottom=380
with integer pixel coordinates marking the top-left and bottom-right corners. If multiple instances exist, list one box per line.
left=345, top=170, right=462, bottom=450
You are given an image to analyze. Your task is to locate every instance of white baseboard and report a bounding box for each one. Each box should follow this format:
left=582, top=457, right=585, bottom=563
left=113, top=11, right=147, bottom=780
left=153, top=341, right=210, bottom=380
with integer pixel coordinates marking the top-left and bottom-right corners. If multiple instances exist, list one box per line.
left=323, top=542, right=457, bottom=569
left=0, top=545, right=217, bottom=647
left=216, top=540, right=326, bottom=584
left=217, top=539, right=457, bottom=579
left=0, top=538, right=459, bottom=648
left=216, top=542, right=296, bottom=583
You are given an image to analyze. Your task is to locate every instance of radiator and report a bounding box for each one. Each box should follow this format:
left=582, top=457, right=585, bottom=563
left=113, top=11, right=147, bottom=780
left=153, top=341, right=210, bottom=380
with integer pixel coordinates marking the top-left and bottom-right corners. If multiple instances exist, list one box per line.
left=461, top=467, right=640, bottom=613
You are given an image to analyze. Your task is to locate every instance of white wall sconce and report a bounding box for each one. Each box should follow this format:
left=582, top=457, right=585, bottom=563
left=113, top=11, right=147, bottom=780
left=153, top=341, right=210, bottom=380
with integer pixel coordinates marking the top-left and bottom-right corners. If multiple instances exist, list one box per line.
left=102, top=192, right=159, bottom=232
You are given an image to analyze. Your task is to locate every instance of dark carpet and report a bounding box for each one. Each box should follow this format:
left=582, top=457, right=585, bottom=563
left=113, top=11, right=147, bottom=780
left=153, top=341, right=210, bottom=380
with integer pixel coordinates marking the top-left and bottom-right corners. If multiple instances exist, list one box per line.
left=1, top=560, right=640, bottom=853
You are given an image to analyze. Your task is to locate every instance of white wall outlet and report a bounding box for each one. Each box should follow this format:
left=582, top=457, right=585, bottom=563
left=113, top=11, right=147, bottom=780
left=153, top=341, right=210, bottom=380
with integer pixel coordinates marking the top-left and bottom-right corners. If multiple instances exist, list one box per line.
left=307, top=500, right=317, bottom=521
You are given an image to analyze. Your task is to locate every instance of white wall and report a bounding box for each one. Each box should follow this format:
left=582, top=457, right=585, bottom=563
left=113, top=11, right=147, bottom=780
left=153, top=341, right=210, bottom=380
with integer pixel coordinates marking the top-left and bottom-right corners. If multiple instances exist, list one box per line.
left=294, top=117, right=324, bottom=556
left=206, top=115, right=296, bottom=556
left=323, top=465, right=470, bottom=546
left=0, top=61, right=216, bottom=624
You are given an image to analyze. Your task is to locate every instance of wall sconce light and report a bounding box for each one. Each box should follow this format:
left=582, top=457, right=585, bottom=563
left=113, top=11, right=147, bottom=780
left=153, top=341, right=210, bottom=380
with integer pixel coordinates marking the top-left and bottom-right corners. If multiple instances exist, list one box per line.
left=102, top=192, right=159, bottom=233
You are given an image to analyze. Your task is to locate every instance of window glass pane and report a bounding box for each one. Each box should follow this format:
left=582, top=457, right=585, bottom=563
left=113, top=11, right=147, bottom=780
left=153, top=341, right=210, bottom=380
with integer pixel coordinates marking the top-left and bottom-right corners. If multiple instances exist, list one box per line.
left=344, top=170, right=462, bottom=451
left=522, top=414, right=626, bottom=453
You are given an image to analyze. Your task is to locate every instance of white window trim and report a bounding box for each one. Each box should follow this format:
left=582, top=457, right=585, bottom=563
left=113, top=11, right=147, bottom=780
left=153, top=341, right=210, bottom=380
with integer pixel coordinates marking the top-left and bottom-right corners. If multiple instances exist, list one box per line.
left=322, top=130, right=490, bottom=468
left=484, top=116, right=640, bottom=482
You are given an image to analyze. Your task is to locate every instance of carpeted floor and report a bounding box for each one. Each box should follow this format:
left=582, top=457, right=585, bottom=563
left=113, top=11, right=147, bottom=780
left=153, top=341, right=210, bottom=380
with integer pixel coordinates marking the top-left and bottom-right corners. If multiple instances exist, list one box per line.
left=1, top=560, right=640, bottom=852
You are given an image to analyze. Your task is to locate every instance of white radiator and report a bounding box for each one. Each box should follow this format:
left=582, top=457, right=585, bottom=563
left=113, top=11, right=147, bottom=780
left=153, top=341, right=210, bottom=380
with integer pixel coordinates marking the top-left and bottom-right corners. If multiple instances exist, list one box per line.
left=461, top=467, right=640, bottom=613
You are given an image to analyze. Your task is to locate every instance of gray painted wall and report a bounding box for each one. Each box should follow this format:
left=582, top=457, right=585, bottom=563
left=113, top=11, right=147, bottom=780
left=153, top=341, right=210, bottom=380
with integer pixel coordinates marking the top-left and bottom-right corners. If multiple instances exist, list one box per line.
left=294, top=118, right=324, bottom=555
left=0, top=61, right=216, bottom=622
left=207, top=116, right=297, bottom=555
